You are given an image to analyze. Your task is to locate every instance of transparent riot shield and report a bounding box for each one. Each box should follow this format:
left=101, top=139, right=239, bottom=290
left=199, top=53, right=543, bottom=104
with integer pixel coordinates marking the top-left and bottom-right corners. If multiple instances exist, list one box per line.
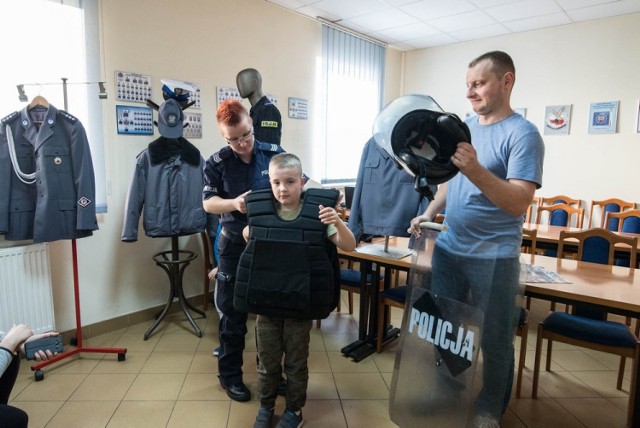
left=389, top=223, right=526, bottom=428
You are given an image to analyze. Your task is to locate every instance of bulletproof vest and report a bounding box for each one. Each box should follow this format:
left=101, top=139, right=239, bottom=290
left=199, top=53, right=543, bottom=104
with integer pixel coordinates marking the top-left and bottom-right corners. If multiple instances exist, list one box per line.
left=234, top=188, right=341, bottom=319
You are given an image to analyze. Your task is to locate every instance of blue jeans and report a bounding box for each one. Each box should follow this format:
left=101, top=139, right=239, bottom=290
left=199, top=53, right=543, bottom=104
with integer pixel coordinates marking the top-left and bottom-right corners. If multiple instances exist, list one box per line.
left=431, top=245, right=520, bottom=419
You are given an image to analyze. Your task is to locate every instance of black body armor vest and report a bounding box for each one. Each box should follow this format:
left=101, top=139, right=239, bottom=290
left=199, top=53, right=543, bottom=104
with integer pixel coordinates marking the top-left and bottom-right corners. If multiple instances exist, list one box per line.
left=234, top=188, right=341, bottom=319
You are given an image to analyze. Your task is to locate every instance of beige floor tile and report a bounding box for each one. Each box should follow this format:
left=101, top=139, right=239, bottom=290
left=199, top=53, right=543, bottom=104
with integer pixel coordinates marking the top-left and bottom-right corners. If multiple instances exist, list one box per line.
left=322, top=332, right=359, bottom=352
left=7, top=401, right=64, bottom=428
left=13, top=373, right=87, bottom=401
left=501, top=407, right=527, bottom=427
left=83, top=328, right=126, bottom=347
left=245, top=331, right=258, bottom=352
left=140, top=351, right=194, bottom=373
left=334, top=372, right=389, bottom=400
left=195, top=330, right=220, bottom=353
left=309, top=331, right=326, bottom=351
left=92, top=350, right=151, bottom=374
left=571, top=370, right=629, bottom=398
left=123, top=373, right=186, bottom=400
left=534, top=370, right=599, bottom=398
left=167, top=400, right=230, bottom=427
left=371, top=348, right=398, bottom=373
left=558, top=397, right=627, bottom=428
left=162, top=317, right=207, bottom=335
left=327, top=351, right=378, bottom=372
left=306, top=372, right=339, bottom=399
left=342, top=399, right=397, bottom=428
left=317, top=314, right=360, bottom=334
left=178, top=373, right=229, bottom=400
left=381, top=371, right=393, bottom=389
left=112, top=332, right=160, bottom=352
left=45, top=400, right=120, bottom=428
left=106, top=400, right=173, bottom=428
left=308, top=350, right=331, bottom=372
left=189, top=350, right=219, bottom=373
left=41, top=355, right=101, bottom=374
left=153, top=332, right=201, bottom=353
left=551, top=349, right=611, bottom=371
left=242, top=350, right=259, bottom=374
left=69, top=373, right=137, bottom=401
left=507, top=397, right=584, bottom=427
left=298, top=399, right=347, bottom=427
left=124, top=320, right=165, bottom=335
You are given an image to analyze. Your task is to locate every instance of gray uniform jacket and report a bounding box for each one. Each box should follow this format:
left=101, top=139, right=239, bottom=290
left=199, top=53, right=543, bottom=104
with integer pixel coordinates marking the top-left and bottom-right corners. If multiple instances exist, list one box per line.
left=348, top=138, right=431, bottom=242
left=0, top=105, right=98, bottom=243
left=121, top=137, right=207, bottom=241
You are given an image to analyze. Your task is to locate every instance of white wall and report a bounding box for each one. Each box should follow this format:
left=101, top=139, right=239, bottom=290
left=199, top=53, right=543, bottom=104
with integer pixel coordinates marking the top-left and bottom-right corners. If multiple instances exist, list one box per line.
left=402, top=13, right=640, bottom=225
left=46, top=0, right=403, bottom=331
left=45, top=3, right=640, bottom=332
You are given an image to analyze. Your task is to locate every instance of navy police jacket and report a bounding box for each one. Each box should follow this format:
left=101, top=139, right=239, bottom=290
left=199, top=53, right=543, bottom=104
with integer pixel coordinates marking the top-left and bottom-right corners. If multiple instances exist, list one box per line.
left=0, top=104, right=97, bottom=243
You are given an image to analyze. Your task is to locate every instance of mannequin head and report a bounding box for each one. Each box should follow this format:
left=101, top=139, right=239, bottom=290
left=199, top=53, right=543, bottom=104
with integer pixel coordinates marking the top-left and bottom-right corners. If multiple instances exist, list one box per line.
left=236, top=68, right=264, bottom=106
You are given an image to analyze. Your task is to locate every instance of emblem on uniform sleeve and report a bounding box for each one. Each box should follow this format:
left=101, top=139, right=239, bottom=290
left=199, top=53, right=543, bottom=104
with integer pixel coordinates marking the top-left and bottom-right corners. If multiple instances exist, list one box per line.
left=261, top=120, right=278, bottom=128
left=77, top=196, right=92, bottom=207
left=54, top=157, right=62, bottom=165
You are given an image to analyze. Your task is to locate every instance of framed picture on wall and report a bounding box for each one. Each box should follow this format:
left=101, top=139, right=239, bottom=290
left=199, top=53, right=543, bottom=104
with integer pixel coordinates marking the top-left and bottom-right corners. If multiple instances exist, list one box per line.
left=588, top=101, right=619, bottom=134
left=543, top=104, right=571, bottom=136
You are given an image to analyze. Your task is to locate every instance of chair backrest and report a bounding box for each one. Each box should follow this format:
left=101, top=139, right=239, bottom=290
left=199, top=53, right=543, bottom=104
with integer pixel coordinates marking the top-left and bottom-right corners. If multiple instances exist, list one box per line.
left=589, top=198, right=636, bottom=229
left=604, top=209, right=640, bottom=234
left=525, top=197, right=539, bottom=224
left=521, top=227, right=537, bottom=254
left=539, top=195, right=581, bottom=207
left=536, top=203, right=584, bottom=228
left=558, top=227, right=638, bottom=268
left=344, top=186, right=355, bottom=210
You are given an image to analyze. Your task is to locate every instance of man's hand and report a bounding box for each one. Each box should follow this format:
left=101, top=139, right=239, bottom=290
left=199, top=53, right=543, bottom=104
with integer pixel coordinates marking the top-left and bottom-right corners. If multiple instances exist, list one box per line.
left=450, top=142, right=481, bottom=177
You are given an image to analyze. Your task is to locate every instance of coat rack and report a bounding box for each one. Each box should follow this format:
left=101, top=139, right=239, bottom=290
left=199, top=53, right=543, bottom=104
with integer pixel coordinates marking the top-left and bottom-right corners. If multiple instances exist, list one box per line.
left=19, top=78, right=127, bottom=381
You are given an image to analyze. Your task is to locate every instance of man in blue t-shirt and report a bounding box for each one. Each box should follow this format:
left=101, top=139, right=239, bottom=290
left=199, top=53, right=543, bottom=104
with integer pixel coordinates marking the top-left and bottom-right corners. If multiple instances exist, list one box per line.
left=410, top=51, right=545, bottom=427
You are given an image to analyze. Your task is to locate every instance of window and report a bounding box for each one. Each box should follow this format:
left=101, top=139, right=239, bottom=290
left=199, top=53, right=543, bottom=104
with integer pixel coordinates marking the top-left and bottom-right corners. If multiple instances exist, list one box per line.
left=0, top=0, right=107, bottom=212
left=320, top=25, right=385, bottom=184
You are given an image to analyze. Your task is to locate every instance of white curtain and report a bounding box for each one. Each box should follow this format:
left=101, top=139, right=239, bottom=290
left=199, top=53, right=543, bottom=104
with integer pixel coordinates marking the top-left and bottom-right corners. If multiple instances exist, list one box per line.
left=321, top=25, right=385, bottom=184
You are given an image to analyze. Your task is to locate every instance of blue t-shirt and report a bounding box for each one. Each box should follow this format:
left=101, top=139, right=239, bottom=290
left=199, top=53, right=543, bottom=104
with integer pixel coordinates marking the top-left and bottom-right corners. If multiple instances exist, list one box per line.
left=437, top=113, right=545, bottom=258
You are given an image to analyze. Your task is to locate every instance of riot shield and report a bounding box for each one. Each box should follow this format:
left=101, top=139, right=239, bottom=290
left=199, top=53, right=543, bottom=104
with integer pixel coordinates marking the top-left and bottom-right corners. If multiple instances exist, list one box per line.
left=389, top=223, right=526, bottom=428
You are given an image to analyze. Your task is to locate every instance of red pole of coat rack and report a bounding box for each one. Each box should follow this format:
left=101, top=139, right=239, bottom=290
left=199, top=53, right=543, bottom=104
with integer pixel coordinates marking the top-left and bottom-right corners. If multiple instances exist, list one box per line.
left=29, top=241, right=127, bottom=380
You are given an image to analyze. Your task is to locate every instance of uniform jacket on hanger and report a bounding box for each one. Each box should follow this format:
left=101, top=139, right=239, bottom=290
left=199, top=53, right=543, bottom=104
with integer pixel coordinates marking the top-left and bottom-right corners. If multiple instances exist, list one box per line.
left=0, top=104, right=98, bottom=243
left=121, top=137, right=207, bottom=241
left=348, top=137, right=431, bottom=242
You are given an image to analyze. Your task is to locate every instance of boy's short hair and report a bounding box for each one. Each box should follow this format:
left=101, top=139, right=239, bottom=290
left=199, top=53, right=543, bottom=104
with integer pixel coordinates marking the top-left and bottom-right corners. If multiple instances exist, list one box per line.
left=270, top=153, right=302, bottom=176
left=216, top=99, right=248, bottom=126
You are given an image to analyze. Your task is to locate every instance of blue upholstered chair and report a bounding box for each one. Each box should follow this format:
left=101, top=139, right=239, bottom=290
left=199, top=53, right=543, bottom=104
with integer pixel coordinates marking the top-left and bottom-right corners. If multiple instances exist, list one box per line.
left=536, top=203, right=584, bottom=228
left=532, top=228, right=639, bottom=426
left=590, top=198, right=635, bottom=230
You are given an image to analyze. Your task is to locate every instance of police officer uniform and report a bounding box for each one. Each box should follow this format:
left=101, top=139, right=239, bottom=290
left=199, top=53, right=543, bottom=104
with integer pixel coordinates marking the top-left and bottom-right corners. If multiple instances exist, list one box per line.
left=250, top=96, right=282, bottom=146
left=202, top=139, right=284, bottom=391
left=0, top=104, right=97, bottom=243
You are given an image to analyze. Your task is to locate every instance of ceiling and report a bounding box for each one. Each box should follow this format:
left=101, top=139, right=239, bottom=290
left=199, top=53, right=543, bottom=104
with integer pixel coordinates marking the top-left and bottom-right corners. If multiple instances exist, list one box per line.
left=264, top=0, right=640, bottom=51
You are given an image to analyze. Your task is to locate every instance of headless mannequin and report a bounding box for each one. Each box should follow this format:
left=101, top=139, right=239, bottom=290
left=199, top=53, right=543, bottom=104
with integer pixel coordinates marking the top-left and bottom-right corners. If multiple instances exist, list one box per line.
left=236, top=68, right=282, bottom=145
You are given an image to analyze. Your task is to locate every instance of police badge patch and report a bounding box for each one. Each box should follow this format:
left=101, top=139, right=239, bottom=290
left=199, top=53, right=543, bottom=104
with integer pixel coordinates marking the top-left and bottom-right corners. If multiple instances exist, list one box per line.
left=77, top=196, right=92, bottom=207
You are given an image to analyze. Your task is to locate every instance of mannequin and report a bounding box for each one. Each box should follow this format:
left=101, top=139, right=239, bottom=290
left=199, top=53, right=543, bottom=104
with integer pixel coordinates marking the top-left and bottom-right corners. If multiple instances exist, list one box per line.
left=236, top=68, right=282, bottom=145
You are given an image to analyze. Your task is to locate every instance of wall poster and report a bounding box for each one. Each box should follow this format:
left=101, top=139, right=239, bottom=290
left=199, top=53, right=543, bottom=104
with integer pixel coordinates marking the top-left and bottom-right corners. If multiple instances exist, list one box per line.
left=116, top=105, right=154, bottom=135
left=588, top=101, right=619, bottom=134
left=543, top=104, right=571, bottom=136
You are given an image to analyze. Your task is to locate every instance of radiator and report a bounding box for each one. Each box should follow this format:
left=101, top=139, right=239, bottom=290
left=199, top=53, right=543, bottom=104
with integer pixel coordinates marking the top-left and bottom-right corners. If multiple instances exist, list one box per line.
left=0, top=244, right=55, bottom=334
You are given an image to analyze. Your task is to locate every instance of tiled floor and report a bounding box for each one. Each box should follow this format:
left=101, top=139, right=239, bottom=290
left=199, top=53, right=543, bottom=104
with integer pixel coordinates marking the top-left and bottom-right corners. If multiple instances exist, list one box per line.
left=8, top=293, right=632, bottom=427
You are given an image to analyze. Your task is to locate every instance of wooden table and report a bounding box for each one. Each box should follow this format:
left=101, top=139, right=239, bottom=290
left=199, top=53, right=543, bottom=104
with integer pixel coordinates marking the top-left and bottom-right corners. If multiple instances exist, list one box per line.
left=338, top=237, right=412, bottom=362
left=523, top=253, right=640, bottom=427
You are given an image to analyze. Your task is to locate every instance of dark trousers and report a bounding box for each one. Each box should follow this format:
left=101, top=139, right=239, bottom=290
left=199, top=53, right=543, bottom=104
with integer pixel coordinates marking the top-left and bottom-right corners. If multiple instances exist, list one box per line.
left=216, top=232, right=249, bottom=386
left=0, top=355, right=28, bottom=428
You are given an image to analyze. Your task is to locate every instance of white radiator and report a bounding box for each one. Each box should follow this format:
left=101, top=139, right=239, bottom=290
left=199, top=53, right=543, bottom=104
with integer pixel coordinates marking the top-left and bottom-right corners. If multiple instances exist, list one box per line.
left=0, top=244, right=55, bottom=334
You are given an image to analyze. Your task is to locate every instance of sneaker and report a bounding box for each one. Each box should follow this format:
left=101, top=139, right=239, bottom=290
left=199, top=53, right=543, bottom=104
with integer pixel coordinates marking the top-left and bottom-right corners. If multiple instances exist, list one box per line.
left=213, top=346, right=220, bottom=357
left=253, top=406, right=274, bottom=428
left=474, top=413, right=500, bottom=428
left=276, top=409, right=303, bottom=428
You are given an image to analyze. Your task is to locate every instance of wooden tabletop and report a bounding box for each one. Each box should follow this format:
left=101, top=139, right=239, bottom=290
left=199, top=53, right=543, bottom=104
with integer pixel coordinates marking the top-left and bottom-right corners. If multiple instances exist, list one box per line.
left=523, top=253, right=640, bottom=316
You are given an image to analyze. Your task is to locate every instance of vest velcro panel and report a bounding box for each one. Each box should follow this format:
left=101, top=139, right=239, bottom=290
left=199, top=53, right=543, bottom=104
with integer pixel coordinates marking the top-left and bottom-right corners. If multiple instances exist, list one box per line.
left=234, top=188, right=340, bottom=319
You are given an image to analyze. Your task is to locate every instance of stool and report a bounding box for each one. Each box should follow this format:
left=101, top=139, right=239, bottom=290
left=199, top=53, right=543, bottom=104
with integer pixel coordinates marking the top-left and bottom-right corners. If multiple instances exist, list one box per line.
left=144, top=247, right=206, bottom=340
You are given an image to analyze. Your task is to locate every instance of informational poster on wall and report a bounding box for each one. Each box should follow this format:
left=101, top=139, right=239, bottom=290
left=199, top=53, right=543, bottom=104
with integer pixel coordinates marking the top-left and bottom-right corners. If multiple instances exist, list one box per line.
left=588, top=101, right=619, bottom=134
left=161, top=78, right=201, bottom=109
left=217, top=86, right=241, bottom=105
left=543, top=104, right=571, bottom=136
left=288, top=97, right=308, bottom=120
left=115, top=71, right=152, bottom=103
left=116, top=105, right=154, bottom=135
left=184, top=112, right=202, bottom=139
